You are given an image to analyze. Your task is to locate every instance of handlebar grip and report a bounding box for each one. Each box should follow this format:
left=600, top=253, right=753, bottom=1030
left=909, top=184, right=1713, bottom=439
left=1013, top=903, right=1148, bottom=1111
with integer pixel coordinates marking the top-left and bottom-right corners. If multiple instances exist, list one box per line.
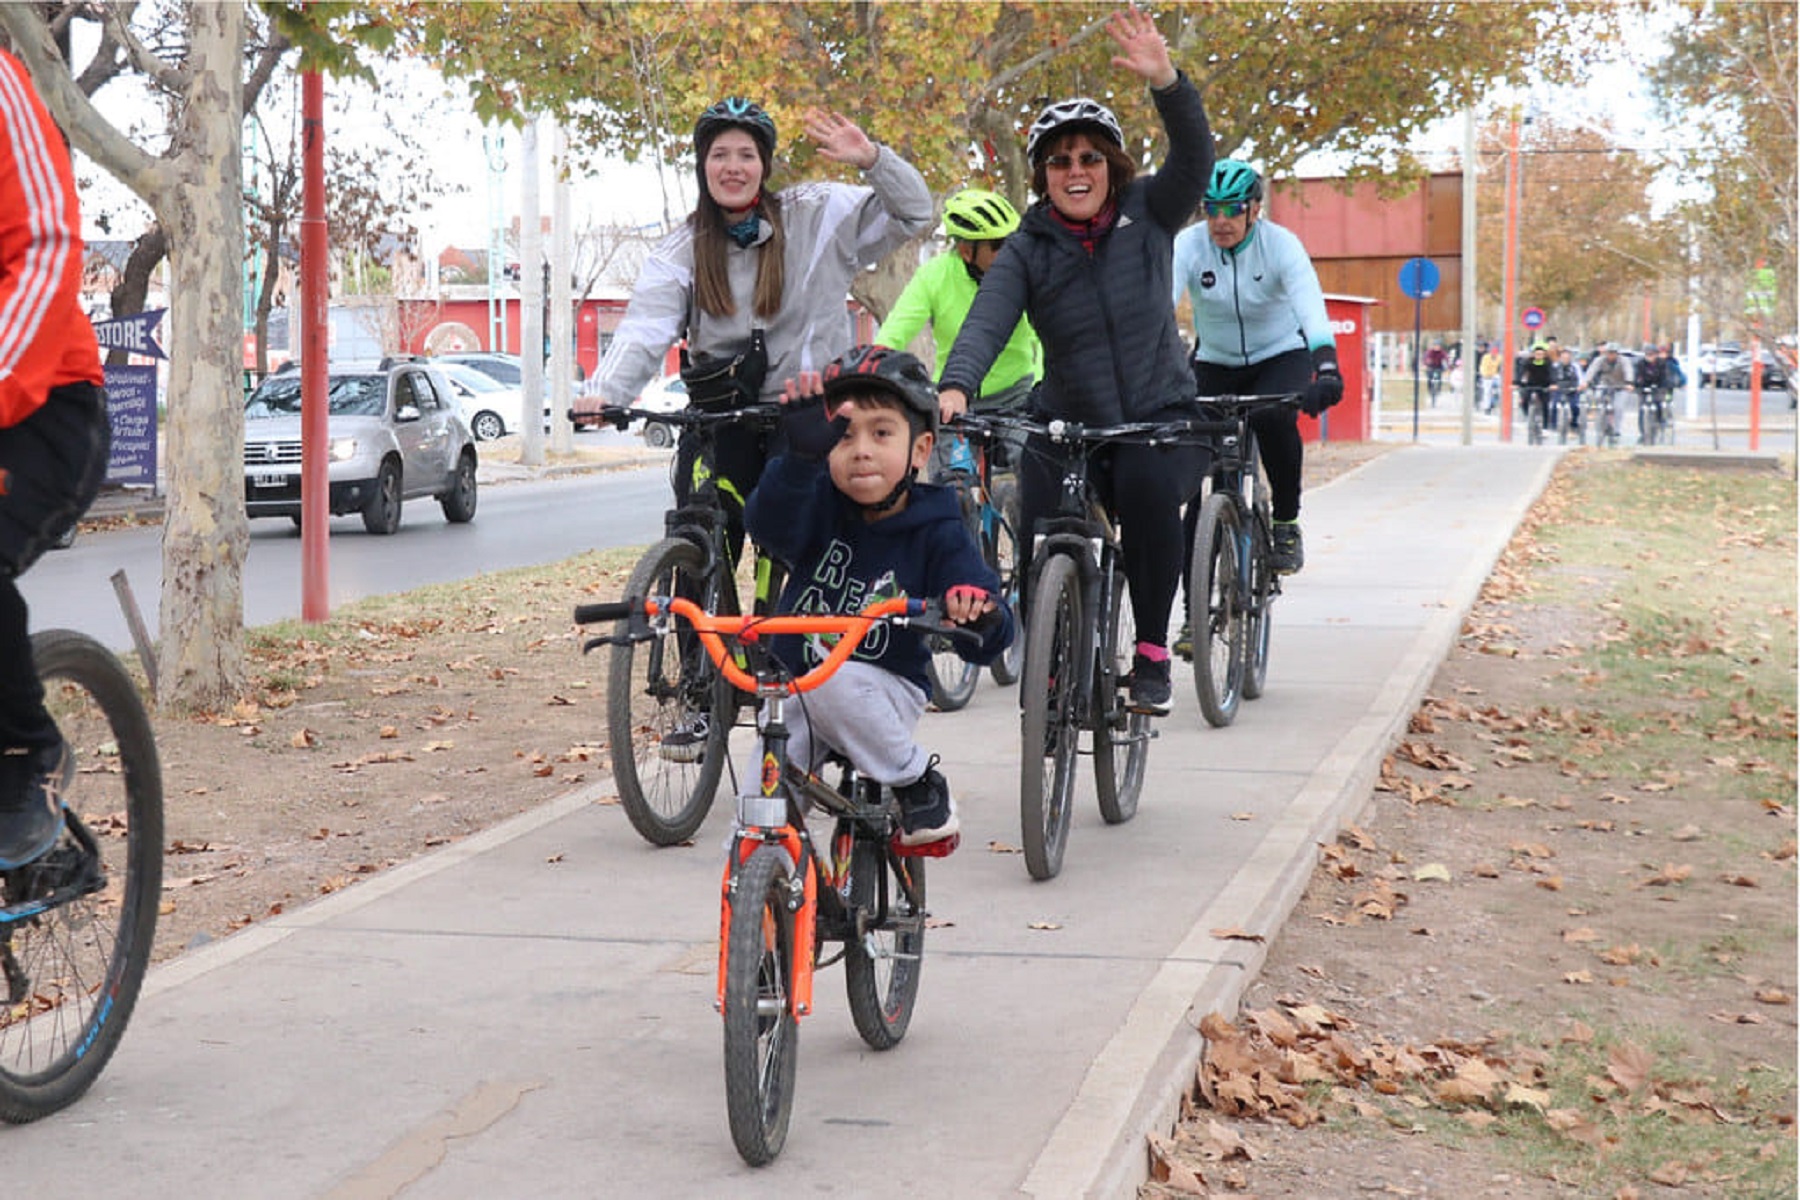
left=574, top=600, right=635, bottom=625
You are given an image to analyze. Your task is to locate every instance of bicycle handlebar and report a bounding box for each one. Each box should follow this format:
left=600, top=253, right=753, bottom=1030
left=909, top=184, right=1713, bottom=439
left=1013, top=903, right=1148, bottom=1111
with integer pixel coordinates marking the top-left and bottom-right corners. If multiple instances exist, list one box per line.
left=575, top=594, right=980, bottom=695
left=568, top=402, right=783, bottom=432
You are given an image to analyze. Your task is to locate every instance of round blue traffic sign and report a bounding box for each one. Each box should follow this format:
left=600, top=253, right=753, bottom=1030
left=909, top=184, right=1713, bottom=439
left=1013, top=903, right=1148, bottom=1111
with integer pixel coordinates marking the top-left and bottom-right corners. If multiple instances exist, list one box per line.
left=1522, top=306, right=1546, bottom=330
left=1398, top=257, right=1439, bottom=300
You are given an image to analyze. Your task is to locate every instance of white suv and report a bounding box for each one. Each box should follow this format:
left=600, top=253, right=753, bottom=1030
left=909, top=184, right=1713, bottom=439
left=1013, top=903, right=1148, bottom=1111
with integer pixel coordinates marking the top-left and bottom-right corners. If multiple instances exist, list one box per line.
left=243, top=360, right=479, bottom=534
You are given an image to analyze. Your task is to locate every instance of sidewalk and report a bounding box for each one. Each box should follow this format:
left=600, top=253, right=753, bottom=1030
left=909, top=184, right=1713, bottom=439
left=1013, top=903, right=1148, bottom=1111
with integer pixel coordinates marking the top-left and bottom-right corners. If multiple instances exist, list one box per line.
left=5, top=444, right=1559, bottom=1198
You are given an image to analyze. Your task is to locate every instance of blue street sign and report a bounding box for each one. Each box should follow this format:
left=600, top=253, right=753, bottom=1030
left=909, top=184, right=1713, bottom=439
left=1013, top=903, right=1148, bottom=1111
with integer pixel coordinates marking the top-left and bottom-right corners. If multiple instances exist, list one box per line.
left=1398, top=257, right=1439, bottom=300
left=1522, top=306, right=1546, bottom=330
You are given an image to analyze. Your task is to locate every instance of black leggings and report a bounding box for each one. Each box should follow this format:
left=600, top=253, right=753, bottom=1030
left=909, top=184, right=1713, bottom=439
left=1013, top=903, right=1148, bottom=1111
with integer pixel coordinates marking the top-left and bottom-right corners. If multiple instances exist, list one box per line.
left=1, top=382, right=110, bottom=750
left=1191, top=350, right=1311, bottom=522
left=1016, top=434, right=1209, bottom=653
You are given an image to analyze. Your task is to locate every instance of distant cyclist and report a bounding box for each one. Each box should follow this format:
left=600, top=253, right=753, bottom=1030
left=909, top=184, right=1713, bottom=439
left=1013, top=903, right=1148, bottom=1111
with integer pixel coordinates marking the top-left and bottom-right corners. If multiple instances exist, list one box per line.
left=875, top=187, right=1041, bottom=477
left=0, top=48, right=112, bottom=868
left=1581, top=342, right=1632, bottom=441
left=1173, top=158, right=1342, bottom=578
left=1515, top=340, right=1553, bottom=430
left=1549, top=346, right=1583, bottom=443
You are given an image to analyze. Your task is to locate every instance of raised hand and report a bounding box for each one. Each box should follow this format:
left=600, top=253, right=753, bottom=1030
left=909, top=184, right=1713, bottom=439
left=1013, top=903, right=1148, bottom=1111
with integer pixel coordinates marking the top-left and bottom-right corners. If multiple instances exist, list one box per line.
left=1105, top=5, right=1177, bottom=89
left=803, top=109, right=879, bottom=171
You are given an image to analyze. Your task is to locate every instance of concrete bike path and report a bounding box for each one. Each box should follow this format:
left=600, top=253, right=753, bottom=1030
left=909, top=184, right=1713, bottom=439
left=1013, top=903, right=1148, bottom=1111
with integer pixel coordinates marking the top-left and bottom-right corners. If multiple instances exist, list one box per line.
left=1, top=444, right=1560, bottom=1198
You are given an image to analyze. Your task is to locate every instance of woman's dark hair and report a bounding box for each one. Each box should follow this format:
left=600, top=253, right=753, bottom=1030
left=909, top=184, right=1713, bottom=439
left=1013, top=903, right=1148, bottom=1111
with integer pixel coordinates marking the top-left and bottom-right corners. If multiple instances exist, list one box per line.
left=1029, top=129, right=1136, bottom=207
left=689, top=126, right=785, bottom=320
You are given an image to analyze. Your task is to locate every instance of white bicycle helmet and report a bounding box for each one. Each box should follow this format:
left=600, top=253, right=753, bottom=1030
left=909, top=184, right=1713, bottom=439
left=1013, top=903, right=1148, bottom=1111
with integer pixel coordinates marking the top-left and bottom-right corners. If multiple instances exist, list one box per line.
left=1026, top=97, right=1123, bottom=164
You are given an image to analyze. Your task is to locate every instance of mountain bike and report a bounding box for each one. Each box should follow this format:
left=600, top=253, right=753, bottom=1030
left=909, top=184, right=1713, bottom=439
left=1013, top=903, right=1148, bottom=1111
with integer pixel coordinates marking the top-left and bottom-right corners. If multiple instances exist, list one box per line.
left=923, top=423, right=1024, bottom=711
left=961, top=413, right=1207, bottom=881
left=1, top=630, right=162, bottom=1124
left=1551, top=388, right=1581, bottom=445
left=584, top=403, right=787, bottom=846
left=577, top=593, right=964, bottom=1165
left=1521, top=386, right=1549, bottom=445
left=1636, top=385, right=1673, bottom=445
left=1585, top=387, right=1621, bottom=448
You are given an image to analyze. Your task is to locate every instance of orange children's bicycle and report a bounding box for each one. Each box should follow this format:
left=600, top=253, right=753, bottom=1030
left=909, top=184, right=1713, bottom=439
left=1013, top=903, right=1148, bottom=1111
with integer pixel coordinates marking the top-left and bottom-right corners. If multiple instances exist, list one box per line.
left=576, top=593, right=966, bottom=1166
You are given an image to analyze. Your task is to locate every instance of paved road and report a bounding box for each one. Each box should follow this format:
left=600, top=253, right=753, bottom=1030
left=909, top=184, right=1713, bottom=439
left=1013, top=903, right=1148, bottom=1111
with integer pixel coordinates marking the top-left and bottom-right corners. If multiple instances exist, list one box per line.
left=1, top=444, right=1560, bottom=1197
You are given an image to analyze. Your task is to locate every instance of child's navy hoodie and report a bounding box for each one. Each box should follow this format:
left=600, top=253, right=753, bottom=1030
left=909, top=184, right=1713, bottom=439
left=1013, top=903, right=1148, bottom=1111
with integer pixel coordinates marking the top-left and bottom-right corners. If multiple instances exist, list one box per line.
left=745, top=452, right=1015, bottom=698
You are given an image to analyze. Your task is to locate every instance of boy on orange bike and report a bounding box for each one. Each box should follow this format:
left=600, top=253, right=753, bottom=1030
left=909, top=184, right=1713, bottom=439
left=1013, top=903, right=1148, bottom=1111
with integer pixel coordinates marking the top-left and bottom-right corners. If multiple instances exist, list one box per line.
left=745, top=346, right=1014, bottom=847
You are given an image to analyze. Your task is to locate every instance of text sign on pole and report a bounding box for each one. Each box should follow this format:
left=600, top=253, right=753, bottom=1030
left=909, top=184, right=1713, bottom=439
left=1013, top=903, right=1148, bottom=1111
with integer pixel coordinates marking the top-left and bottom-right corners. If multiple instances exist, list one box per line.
left=102, top=363, right=158, bottom=486
left=92, top=308, right=168, bottom=361
left=1398, top=257, right=1439, bottom=300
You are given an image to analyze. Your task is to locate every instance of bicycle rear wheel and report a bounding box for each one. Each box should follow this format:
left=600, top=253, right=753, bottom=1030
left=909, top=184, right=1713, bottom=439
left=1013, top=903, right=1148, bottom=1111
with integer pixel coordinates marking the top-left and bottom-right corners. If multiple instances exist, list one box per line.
left=1019, top=554, right=1082, bottom=880
left=0, top=630, right=162, bottom=1124
left=1527, top=399, right=1544, bottom=445
left=722, top=845, right=800, bottom=1166
left=1190, top=493, right=1245, bottom=728
left=606, top=537, right=735, bottom=846
left=987, top=479, right=1025, bottom=686
left=843, top=830, right=925, bottom=1050
left=1093, top=568, right=1146, bottom=825
left=1241, top=515, right=1276, bottom=702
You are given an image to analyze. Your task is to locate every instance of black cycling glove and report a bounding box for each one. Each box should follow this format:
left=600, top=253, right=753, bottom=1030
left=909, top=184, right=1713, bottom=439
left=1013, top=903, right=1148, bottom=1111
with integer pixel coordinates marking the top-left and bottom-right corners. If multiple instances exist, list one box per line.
left=1302, top=346, right=1344, bottom=417
left=780, top=396, right=848, bottom=461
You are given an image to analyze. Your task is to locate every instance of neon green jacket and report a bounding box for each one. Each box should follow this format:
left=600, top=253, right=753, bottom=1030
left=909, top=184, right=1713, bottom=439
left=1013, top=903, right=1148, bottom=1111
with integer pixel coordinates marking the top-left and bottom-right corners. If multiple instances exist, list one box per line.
left=877, top=251, right=1040, bottom=399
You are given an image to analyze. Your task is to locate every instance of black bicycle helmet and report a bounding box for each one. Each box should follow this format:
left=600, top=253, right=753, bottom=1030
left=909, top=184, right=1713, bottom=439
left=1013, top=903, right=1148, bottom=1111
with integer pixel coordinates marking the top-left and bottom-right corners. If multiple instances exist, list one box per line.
left=1025, top=97, right=1124, bottom=164
left=694, top=97, right=778, bottom=157
left=822, top=344, right=939, bottom=436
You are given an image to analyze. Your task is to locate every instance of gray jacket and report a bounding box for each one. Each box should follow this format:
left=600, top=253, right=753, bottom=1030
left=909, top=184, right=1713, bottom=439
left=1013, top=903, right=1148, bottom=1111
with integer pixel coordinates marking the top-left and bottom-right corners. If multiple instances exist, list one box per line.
left=939, top=74, right=1213, bottom=425
left=594, top=146, right=933, bottom=406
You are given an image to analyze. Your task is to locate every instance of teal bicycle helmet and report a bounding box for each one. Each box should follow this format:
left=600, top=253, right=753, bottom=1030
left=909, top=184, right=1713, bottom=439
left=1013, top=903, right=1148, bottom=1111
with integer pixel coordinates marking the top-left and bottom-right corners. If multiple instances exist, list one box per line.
left=1205, top=159, right=1264, bottom=205
left=941, top=189, right=1021, bottom=242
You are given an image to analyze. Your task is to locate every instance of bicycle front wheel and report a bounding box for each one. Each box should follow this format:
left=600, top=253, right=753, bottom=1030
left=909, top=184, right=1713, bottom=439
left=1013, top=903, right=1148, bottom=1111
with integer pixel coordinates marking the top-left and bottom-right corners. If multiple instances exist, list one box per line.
left=987, top=479, right=1025, bottom=687
left=1190, top=493, right=1245, bottom=728
left=843, top=832, right=925, bottom=1050
left=606, top=537, right=735, bottom=846
left=0, top=630, right=162, bottom=1125
left=924, top=638, right=979, bottom=712
left=1093, top=568, right=1146, bottom=825
left=1241, top=515, right=1276, bottom=702
left=1019, top=553, right=1082, bottom=881
left=722, top=845, right=800, bottom=1166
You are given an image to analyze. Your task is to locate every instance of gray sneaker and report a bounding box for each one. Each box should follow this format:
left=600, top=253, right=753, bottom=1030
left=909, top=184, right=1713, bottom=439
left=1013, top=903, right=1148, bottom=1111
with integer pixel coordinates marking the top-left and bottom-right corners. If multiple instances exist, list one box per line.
left=0, top=739, right=70, bottom=869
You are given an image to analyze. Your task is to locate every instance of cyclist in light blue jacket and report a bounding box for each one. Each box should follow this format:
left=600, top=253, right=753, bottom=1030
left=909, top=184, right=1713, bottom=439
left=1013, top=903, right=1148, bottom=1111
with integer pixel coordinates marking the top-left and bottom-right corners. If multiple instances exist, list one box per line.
left=1173, top=160, right=1340, bottom=582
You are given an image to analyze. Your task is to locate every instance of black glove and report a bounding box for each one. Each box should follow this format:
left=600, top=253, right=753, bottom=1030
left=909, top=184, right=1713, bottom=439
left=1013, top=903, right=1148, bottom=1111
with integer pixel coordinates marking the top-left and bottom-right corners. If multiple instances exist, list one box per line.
left=1302, top=346, right=1343, bottom=417
left=779, top=396, right=848, bottom=461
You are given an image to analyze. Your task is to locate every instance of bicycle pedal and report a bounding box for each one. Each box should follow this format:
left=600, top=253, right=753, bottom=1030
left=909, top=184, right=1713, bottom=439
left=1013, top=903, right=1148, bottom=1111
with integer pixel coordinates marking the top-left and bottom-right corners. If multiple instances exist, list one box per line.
left=892, top=832, right=959, bottom=858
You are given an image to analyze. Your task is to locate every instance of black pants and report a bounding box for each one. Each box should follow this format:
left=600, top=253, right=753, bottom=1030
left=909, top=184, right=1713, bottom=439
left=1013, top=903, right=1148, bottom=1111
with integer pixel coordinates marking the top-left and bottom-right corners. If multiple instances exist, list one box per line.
left=0, top=382, right=111, bottom=751
left=1016, top=430, right=1209, bottom=653
left=672, top=422, right=773, bottom=571
left=1190, top=351, right=1311, bottom=523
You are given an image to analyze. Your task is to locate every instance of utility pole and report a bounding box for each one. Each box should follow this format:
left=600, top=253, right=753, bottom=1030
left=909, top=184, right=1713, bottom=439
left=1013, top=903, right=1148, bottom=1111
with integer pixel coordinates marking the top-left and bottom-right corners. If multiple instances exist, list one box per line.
left=550, top=122, right=574, bottom=455
left=1460, top=104, right=1478, bottom=446
left=520, top=115, right=545, bottom=466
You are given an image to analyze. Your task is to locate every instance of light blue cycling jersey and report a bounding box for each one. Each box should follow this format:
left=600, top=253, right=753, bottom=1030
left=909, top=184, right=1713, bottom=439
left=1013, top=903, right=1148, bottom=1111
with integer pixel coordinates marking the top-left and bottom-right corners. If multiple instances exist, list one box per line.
left=1172, top=218, right=1335, bottom=367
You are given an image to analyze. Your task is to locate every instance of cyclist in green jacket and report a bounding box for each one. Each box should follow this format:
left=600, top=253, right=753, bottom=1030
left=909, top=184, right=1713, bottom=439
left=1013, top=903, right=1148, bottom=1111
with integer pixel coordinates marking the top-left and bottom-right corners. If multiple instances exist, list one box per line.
left=876, top=188, right=1040, bottom=477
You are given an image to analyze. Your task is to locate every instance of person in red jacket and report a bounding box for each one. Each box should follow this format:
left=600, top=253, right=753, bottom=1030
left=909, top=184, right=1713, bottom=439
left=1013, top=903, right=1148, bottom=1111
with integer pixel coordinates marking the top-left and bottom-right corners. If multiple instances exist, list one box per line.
left=0, top=48, right=111, bottom=868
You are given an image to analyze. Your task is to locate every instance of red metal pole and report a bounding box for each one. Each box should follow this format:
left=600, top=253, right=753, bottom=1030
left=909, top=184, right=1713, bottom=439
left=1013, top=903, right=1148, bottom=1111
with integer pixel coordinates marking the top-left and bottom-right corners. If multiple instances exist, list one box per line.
left=301, top=69, right=329, bottom=620
left=1749, top=333, right=1763, bottom=451
left=1500, top=115, right=1520, bottom=442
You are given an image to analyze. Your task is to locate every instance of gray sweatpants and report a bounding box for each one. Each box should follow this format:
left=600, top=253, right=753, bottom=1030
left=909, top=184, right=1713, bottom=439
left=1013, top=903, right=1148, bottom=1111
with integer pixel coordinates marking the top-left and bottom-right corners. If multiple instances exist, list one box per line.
left=755, top=660, right=930, bottom=787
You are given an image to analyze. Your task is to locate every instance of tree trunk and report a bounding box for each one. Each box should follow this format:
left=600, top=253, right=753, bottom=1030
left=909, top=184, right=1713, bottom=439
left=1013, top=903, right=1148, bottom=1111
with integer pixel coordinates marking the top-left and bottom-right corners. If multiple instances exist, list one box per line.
left=152, top=2, right=249, bottom=711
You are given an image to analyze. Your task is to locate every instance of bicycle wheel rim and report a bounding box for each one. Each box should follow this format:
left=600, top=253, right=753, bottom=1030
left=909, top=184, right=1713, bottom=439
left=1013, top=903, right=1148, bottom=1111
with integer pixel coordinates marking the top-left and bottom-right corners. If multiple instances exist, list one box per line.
left=988, top=480, right=1025, bottom=687
left=844, top=834, right=924, bottom=1049
left=1093, top=569, right=1143, bottom=825
left=722, top=846, right=799, bottom=1165
left=925, top=637, right=979, bottom=712
left=1242, top=521, right=1274, bottom=701
left=1190, top=495, right=1244, bottom=728
left=606, top=538, right=731, bottom=846
left=1020, top=555, right=1080, bottom=880
left=0, top=631, right=162, bottom=1124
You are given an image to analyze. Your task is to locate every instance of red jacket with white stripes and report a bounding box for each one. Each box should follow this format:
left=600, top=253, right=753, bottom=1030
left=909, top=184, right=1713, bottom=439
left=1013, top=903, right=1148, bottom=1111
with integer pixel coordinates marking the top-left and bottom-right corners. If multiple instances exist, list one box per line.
left=0, top=48, right=102, bottom=429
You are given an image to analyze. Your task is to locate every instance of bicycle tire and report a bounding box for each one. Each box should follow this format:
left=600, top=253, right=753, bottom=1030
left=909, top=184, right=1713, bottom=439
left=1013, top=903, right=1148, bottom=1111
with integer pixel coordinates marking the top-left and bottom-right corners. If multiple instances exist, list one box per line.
left=1092, top=568, right=1146, bottom=825
left=606, top=537, right=735, bottom=846
left=1527, top=401, right=1544, bottom=445
left=924, top=638, right=979, bottom=712
left=1019, top=553, right=1081, bottom=881
left=1241, top=512, right=1275, bottom=702
left=722, top=845, right=800, bottom=1165
left=0, top=630, right=162, bottom=1124
left=843, top=830, right=925, bottom=1050
left=987, top=479, right=1025, bottom=687
left=1190, top=493, right=1245, bottom=728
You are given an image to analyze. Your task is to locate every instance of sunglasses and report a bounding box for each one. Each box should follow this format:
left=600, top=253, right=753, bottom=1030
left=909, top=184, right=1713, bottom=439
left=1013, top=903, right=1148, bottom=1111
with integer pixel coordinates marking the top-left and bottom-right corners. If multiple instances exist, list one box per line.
left=1045, top=150, right=1107, bottom=170
left=1203, top=201, right=1251, bottom=218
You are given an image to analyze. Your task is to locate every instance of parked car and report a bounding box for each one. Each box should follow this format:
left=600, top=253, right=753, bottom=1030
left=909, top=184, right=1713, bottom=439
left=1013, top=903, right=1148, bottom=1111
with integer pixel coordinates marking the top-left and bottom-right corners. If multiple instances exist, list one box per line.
left=630, top=374, right=689, bottom=448
left=243, top=360, right=478, bottom=534
left=436, top=361, right=551, bottom=442
left=434, top=351, right=523, bottom=388
left=1694, top=342, right=1745, bottom=384
left=1720, top=348, right=1788, bottom=390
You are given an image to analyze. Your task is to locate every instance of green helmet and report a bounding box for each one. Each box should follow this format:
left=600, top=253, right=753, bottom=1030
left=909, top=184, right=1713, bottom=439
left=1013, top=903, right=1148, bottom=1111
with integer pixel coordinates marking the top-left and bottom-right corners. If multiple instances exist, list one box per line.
left=941, top=188, right=1020, bottom=241
left=1205, top=159, right=1264, bottom=205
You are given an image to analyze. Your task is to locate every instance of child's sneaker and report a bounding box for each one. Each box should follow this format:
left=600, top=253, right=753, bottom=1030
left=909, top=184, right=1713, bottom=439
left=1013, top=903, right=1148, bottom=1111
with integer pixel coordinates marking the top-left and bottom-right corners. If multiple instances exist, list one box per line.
left=658, top=713, right=709, bottom=763
left=0, top=739, right=70, bottom=870
left=894, top=759, right=959, bottom=847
